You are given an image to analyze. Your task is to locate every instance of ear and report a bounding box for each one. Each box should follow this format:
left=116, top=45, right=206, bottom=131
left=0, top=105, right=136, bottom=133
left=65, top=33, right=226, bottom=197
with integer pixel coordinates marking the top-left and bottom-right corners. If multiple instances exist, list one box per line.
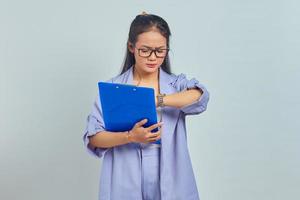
left=128, top=42, right=134, bottom=53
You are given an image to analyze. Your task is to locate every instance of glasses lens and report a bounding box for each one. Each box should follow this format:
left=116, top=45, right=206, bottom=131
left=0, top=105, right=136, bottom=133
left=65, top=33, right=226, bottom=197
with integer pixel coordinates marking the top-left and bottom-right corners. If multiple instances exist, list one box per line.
left=155, top=49, right=168, bottom=58
left=139, top=49, right=151, bottom=57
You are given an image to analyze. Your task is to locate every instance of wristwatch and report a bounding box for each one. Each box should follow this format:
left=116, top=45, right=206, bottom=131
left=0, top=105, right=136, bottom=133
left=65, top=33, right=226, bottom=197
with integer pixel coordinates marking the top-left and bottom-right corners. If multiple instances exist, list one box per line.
left=156, top=93, right=166, bottom=107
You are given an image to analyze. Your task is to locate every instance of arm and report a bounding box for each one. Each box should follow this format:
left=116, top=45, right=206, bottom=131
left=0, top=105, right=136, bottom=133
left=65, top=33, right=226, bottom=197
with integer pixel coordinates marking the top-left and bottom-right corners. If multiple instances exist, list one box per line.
left=164, top=73, right=210, bottom=115
left=162, top=88, right=203, bottom=109
left=88, top=130, right=131, bottom=149
left=83, top=78, right=119, bottom=158
left=89, top=119, right=161, bottom=149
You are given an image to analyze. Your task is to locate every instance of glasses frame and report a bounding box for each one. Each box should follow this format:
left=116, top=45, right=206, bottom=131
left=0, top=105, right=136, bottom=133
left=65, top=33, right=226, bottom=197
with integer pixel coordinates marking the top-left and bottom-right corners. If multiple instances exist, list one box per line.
left=133, top=45, right=170, bottom=58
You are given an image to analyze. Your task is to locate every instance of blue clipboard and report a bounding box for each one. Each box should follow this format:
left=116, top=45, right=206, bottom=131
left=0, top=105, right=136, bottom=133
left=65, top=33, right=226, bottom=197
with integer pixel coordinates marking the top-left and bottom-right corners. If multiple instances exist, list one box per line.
left=98, top=81, right=161, bottom=144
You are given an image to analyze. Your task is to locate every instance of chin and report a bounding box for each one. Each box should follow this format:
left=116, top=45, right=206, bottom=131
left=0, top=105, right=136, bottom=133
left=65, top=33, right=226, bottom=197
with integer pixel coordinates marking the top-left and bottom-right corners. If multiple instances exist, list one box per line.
left=144, top=65, right=159, bottom=71
left=146, top=68, right=158, bottom=74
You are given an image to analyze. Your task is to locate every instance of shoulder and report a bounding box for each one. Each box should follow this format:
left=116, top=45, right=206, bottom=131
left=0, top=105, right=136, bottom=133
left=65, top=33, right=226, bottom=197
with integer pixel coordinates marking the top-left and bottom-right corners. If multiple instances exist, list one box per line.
left=169, top=73, right=189, bottom=83
left=169, top=72, right=201, bottom=91
left=167, top=72, right=193, bottom=83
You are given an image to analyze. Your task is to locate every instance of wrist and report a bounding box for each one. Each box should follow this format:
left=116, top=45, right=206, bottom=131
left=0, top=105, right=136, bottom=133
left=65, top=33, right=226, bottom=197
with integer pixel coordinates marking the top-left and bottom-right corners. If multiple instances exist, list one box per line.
left=156, top=93, right=166, bottom=107
left=125, top=130, right=134, bottom=143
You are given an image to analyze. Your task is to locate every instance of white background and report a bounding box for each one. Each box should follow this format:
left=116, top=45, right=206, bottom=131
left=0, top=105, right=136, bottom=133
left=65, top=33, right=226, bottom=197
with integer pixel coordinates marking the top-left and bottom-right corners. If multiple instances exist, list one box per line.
left=1, top=0, right=299, bottom=199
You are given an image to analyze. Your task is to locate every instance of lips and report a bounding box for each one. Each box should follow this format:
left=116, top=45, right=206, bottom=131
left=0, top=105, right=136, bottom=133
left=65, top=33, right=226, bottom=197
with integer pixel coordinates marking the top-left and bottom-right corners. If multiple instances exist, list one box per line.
left=146, top=64, right=157, bottom=68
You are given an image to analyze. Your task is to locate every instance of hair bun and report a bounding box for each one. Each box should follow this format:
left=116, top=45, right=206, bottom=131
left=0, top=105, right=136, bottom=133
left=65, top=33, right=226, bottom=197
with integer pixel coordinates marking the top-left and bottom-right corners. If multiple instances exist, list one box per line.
left=141, top=11, right=148, bottom=15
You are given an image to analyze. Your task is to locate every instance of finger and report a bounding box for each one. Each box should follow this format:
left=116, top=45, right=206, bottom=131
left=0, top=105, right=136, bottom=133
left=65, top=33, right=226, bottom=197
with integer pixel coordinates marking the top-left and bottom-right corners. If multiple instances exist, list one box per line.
left=147, top=132, right=160, bottom=138
left=146, top=122, right=164, bottom=132
left=147, top=130, right=161, bottom=140
left=154, top=134, right=161, bottom=140
left=136, top=119, right=148, bottom=127
left=148, top=135, right=161, bottom=142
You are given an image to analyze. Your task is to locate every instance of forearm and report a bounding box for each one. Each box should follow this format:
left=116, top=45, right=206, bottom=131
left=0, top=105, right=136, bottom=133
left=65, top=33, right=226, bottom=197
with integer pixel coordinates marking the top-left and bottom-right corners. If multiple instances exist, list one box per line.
left=89, top=90, right=203, bottom=149
left=163, top=88, right=203, bottom=108
left=89, top=130, right=130, bottom=148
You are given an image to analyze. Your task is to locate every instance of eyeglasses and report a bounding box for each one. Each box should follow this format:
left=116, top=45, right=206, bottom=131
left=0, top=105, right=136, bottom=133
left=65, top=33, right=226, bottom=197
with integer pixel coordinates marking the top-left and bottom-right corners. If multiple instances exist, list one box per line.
left=134, top=45, right=170, bottom=58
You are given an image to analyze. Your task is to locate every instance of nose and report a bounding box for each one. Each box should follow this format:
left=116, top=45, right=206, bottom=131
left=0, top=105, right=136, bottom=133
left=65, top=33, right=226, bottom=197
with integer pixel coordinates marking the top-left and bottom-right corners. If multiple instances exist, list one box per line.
left=148, top=51, right=157, bottom=60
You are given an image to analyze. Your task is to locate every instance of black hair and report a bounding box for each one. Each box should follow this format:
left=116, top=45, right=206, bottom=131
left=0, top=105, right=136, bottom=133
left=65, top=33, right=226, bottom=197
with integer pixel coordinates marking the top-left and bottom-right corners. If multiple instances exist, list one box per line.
left=119, top=13, right=172, bottom=75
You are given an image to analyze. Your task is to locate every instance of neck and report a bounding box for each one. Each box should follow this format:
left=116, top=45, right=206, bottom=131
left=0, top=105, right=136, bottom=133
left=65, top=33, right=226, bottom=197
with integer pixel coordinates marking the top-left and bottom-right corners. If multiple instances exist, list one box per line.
left=133, top=65, right=159, bottom=83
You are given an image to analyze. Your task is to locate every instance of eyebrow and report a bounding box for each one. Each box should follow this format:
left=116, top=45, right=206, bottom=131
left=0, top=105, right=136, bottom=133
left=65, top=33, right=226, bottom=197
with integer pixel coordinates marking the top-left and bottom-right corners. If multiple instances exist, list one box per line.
left=141, top=45, right=166, bottom=48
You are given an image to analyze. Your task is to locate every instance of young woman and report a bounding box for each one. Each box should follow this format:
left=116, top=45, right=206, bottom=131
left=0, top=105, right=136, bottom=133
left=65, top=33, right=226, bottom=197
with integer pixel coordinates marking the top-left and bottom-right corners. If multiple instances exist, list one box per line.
left=83, top=12, right=210, bottom=200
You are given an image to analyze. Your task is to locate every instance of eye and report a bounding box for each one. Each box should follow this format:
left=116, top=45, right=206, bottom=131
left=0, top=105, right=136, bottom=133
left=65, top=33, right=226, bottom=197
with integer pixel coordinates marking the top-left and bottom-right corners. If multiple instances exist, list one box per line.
left=140, top=49, right=150, bottom=53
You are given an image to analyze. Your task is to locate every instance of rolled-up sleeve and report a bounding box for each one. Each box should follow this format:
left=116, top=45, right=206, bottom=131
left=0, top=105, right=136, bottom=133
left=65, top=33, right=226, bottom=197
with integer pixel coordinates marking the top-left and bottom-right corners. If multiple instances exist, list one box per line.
left=83, top=79, right=114, bottom=158
left=171, top=73, right=210, bottom=116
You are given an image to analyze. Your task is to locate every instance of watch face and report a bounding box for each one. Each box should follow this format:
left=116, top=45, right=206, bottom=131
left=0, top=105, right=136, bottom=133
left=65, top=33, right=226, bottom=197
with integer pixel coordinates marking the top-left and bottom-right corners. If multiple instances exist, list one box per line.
left=158, top=94, right=164, bottom=107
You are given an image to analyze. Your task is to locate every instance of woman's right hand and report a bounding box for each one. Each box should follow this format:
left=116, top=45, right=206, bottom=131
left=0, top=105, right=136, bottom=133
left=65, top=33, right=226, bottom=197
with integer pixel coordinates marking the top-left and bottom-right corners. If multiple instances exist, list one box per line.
left=129, top=119, right=163, bottom=144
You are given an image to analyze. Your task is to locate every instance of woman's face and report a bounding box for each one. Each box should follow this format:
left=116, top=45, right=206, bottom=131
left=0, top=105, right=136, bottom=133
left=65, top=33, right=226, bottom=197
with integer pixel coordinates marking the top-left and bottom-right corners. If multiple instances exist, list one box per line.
left=128, top=30, right=167, bottom=74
